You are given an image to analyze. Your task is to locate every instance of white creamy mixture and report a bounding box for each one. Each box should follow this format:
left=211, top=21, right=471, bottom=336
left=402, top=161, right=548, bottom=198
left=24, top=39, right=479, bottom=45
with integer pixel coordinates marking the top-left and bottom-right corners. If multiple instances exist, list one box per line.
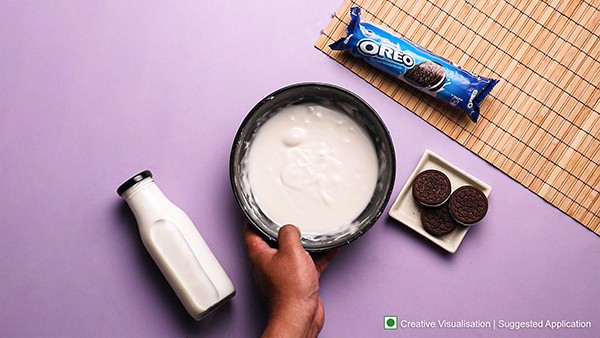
left=246, top=104, right=379, bottom=233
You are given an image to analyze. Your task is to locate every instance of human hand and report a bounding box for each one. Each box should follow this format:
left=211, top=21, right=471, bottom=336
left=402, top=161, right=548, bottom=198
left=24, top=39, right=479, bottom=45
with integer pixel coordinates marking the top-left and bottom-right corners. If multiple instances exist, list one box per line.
left=245, top=224, right=339, bottom=338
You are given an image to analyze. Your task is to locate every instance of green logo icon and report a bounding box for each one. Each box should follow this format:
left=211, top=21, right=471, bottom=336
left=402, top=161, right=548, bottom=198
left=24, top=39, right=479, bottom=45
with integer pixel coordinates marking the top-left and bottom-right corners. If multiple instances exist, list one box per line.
left=384, top=316, right=398, bottom=330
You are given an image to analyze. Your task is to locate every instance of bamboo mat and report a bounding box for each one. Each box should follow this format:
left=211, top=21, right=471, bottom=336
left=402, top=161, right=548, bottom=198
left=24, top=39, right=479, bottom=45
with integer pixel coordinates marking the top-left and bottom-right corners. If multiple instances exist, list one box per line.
left=315, top=0, right=599, bottom=235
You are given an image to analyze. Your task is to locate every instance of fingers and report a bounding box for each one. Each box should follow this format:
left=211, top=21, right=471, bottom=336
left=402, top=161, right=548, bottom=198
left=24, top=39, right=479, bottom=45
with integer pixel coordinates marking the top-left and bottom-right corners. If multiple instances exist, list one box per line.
left=277, top=224, right=304, bottom=255
left=244, top=222, right=274, bottom=257
left=248, top=222, right=338, bottom=275
left=277, top=224, right=339, bottom=275
left=313, top=248, right=339, bottom=276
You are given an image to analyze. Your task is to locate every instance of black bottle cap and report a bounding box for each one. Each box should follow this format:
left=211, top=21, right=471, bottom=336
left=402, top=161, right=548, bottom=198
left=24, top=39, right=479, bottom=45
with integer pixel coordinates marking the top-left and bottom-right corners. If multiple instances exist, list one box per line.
left=117, top=170, right=153, bottom=196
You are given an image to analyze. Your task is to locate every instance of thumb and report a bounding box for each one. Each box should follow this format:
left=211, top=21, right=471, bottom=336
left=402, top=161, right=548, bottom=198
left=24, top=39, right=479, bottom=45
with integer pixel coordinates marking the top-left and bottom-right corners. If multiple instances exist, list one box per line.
left=277, top=224, right=304, bottom=255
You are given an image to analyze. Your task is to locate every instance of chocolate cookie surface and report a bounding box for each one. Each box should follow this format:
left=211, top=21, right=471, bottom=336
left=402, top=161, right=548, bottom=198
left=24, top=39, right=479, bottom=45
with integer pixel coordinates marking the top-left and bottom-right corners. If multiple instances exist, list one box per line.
left=412, top=169, right=451, bottom=207
left=448, top=185, right=488, bottom=225
left=420, top=203, right=458, bottom=236
left=404, top=61, right=446, bottom=91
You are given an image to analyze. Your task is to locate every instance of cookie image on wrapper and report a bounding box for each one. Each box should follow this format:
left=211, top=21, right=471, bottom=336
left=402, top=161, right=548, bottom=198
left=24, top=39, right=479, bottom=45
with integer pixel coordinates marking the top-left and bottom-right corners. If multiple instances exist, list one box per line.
left=404, top=61, right=446, bottom=92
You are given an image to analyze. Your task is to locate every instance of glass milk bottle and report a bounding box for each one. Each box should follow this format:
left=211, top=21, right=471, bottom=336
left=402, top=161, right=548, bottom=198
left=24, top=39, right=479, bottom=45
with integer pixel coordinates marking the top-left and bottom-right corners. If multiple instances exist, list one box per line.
left=117, top=170, right=235, bottom=320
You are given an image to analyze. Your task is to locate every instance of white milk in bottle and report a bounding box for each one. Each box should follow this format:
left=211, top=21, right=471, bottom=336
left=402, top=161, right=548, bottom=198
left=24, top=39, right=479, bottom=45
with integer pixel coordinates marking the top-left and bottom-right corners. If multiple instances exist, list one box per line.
left=117, top=170, right=235, bottom=320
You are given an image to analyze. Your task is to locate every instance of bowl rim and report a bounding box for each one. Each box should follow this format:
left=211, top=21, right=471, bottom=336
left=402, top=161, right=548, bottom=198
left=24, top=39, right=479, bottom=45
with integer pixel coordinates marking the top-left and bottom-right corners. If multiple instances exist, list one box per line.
left=229, top=82, right=396, bottom=252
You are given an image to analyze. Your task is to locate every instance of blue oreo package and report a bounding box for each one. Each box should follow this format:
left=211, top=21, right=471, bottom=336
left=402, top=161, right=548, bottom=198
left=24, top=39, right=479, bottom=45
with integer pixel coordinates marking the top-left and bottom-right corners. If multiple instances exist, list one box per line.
left=330, top=7, right=498, bottom=122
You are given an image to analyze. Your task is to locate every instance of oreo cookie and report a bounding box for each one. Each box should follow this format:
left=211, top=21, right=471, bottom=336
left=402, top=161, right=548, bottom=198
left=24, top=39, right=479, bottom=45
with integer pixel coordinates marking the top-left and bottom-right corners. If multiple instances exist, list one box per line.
left=412, top=169, right=451, bottom=207
left=448, top=186, right=488, bottom=225
left=404, top=61, right=446, bottom=92
left=420, top=203, right=458, bottom=236
left=329, top=7, right=499, bottom=122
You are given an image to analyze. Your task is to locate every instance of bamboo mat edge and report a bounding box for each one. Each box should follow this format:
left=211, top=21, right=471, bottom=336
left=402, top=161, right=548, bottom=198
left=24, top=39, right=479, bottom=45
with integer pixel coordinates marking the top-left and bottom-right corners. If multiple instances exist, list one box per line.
left=315, top=0, right=600, bottom=235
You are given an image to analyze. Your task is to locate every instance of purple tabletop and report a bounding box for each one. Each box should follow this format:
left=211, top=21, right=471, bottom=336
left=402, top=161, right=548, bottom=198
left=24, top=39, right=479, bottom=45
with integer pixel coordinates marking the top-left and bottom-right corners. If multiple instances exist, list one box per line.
left=1, top=1, right=598, bottom=337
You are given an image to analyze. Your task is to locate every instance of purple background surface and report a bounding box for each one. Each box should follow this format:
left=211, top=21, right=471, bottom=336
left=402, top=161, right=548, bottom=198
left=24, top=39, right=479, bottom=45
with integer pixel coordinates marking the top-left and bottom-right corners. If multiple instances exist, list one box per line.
left=1, top=1, right=598, bottom=337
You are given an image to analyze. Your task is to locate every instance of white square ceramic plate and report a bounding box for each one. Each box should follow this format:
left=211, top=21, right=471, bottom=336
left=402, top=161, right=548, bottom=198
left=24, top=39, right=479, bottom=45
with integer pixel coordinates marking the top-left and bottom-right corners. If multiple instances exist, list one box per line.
left=389, top=150, right=492, bottom=253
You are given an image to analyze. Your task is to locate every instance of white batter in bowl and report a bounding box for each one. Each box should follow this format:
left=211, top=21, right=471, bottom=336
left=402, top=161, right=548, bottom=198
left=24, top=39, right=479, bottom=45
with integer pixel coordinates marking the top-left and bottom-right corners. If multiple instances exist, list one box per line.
left=230, top=83, right=395, bottom=252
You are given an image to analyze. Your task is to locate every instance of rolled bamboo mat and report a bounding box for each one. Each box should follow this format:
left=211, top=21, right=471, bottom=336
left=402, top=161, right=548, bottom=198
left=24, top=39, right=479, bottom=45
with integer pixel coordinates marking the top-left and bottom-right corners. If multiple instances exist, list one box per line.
left=315, top=0, right=599, bottom=235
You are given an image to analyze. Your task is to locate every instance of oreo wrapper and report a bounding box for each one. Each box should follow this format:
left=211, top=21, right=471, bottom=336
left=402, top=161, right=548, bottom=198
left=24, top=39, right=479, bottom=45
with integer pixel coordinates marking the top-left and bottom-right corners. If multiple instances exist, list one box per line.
left=330, top=7, right=499, bottom=122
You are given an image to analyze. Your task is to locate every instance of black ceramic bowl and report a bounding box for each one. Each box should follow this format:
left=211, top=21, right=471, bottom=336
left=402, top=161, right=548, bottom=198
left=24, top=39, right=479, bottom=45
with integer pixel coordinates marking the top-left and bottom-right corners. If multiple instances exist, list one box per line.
left=230, top=83, right=395, bottom=252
